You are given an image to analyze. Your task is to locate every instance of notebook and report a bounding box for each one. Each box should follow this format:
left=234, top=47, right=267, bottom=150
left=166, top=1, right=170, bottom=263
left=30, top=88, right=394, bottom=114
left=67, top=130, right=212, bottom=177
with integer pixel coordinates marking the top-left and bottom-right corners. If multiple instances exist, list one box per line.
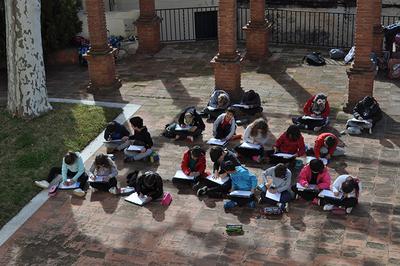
left=348, top=118, right=371, bottom=124
left=175, top=125, right=192, bottom=131
left=126, top=145, right=145, bottom=152
left=206, top=174, right=229, bottom=185
left=273, top=153, right=295, bottom=159
left=173, top=170, right=195, bottom=181
left=318, top=189, right=343, bottom=199
left=306, top=156, right=328, bottom=165
left=229, top=190, right=253, bottom=198
left=232, top=104, right=251, bottom=109
left=265, top=190, right=281, bottom=202
left=302, top=115, right=324, bottom=120
left=239, top=142, right=261, bottom=150
left=59, top=181, right=80, bottom=190
left=207, top=106, right=217, bottom=111
left=296, top=183, right=318, bottom=191
left=91, top=175, right=108, bottom=183
left=207, top=138, right=227, bottom=146
left=103, top=139, right=123, bottom=144
left=125, top=192, right=149, bottom=206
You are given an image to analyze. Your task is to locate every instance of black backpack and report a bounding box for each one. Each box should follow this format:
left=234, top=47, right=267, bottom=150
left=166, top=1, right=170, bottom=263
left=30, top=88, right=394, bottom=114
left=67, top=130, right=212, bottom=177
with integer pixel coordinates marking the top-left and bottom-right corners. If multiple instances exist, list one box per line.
left=303, top=52, right=326, bottom=66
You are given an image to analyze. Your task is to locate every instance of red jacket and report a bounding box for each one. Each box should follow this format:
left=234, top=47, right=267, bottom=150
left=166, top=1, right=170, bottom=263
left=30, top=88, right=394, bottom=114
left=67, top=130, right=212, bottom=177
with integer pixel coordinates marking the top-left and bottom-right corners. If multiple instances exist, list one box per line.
left=314, top=133, right=338, bottom=159
left=298, top=164, right=331, bottom=190
left=181, top=150, right=206, bottom=177
left=274, top=132, right=306, bottom=156
left=303, top=95, right=330, bottom=118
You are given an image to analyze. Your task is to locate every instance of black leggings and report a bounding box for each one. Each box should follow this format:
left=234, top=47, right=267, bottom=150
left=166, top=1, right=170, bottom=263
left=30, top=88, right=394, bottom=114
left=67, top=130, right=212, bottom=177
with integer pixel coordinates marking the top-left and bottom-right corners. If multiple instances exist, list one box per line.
left=175, top=128, right=203, bottom=139
left=89, top=177, right=118, bottom=192
left=320, top=197, right=358, bottom=208
left=215, top=124, right=232, bottom=139
left=47, top=167, right=88, bottom=190
left=204, top=179, right=232, bottom=198
left=235, top=146, right=264, bottom=158
left=293, top=116, right=328, bottom=130
left=292, top=185, right=319, bottom=201
left=266, top=150, right=296, bottom=165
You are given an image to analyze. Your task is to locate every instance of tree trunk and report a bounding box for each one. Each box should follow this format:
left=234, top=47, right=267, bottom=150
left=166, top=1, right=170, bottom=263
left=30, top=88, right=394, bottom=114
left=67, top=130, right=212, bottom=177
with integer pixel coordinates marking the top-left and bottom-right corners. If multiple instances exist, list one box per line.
left=5, top=0, right=52, bottom=118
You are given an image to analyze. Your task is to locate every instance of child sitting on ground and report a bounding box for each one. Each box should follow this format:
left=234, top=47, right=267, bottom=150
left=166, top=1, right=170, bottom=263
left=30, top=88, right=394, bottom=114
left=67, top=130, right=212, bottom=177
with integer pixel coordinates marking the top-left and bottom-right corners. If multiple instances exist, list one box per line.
left=88, top=153, right=119, bottom=194
left=103, top=121, right=130, bottom=153
left=222, top=161, right=258, bottom=209
left=346, top=96, right=382, bottom=135
left=124, top=116, right=154, bottom=162
left=213, top=107, right=237, bottom=142
left=235, top=118, right=269, bottom=163
left=292, top=93, right=330, bottom=131
left=307, top=132, right=344, bottom=160
left=175, top=106, right=205, bottom=142
left=35, top=151, right=88, bottom=197
left=202, top=89, right=230, bottom=121
left=232, top=89, right=263, bottom=117
left=127, top=171, right=164, bottom=201
left=181, top=146, right=207, bottom=188
left=320, top=174, right=361, bottom=214
left=260, top=163, right=293, bottom=212
left=268, top=125, right=306, bottom=164
left=292, top=159, right=331, bottom=204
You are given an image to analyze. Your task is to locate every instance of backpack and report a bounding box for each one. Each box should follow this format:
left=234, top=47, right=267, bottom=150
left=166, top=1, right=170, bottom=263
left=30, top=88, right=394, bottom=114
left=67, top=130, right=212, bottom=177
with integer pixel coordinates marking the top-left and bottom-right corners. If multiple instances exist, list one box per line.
left=329, top=49, right=345, bottom=60
left=303, top=52, right=326, bottom=66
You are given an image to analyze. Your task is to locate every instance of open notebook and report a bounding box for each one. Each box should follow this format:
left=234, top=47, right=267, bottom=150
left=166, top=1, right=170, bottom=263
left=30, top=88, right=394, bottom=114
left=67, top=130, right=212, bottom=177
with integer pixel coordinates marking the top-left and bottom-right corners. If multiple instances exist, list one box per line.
left=90, top=175, right=108, bottom=183
left=296, top=183, right=318, bottom=191
left=239, top=142, right=261, bottom=150
left=306, top=156, right=328, bottom=165
left=207, top=138, right=227, bottom=146
left=125, top=192, right=150, bottom=206
left=173, top=170, right=195, bottom=181
left=59, top=181, right=80, bottom=190
left=126, top=145, right=145, bottom=152
left=302, top=115, right=324, bottom=120
left=273, top=153, right=295, bottom=159
left=318, top=189, right=343, bottom=199
left=265, top=190, right=281, bottom=202
left=206, top=174, right=229, bottom=185
left=232, top=104, right=251, bottom=109
left=175, top=125, right=192, bottom=131
left=103, top=139, right=123, bottom=144
left=229, top=190, right=253, bottom=198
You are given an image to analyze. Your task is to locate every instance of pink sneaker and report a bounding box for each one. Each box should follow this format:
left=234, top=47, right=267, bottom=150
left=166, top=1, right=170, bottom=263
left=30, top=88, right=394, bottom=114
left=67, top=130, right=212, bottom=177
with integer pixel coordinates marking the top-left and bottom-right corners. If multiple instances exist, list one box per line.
left=311, top=198, right=320, bottom=205
left=252, top=155, right=261, bottom=163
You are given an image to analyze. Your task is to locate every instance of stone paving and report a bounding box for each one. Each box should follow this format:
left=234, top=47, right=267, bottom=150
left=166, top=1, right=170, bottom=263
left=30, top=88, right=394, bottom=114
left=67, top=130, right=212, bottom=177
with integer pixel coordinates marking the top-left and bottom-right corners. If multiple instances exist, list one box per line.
left=1, top=42, right=400, bottom=265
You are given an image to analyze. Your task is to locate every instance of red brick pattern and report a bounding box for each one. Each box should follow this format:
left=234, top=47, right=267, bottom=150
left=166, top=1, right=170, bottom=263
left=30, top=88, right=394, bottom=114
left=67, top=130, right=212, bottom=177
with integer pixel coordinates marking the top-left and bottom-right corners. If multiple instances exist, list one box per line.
left=85, top=50, right=120, bottom=89
left=136, top=0, right=161, bottom=54
left=347, top=68, right=375, bottom=106
left=372, top=0, right=383, bottom=55
left=85, top=0, right=109, bottom=52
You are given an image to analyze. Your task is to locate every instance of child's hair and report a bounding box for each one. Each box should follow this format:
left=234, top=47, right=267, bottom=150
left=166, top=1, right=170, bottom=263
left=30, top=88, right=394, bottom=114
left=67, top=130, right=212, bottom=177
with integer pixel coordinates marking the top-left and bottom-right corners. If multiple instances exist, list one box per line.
left=190, top=146, right=203, bottom=158
left=217, top=94, right=229, bottom=106
left=342, top=177, right=359, bottom=194
left=250, top=118, right=268, bottom=137
left=143, top=171, right=158, bottom=188
left=94, top=154, right=111, bottom=169
left=226, top=107, right=235, bottom=116
left=325, top=136, right=337, bottom=148
left=130, top=116, right=143, bottom=128
left=285, top=125, right=301, bottom=140
left=309, top=159, right=324, bottom=173
left=106, top=121, right=117, bottom=132
left=222, top=160, right=236, bottom=172
left=274, top=163, right=287, bottom=178
left=210, top=146, right=224, bottom=162
left=64, top=152, right=78, bottom=165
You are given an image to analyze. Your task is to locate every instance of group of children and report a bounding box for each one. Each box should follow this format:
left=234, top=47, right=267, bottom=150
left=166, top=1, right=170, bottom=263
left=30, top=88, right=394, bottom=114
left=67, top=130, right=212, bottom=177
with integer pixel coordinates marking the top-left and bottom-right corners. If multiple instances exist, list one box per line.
left=34, top=88, right=380, bottom=214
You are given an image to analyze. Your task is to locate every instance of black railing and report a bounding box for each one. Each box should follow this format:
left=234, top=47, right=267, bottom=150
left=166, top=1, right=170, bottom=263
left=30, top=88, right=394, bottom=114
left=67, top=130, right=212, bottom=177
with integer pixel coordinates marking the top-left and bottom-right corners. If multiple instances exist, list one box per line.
left=156, top=7, right=400, bottom=48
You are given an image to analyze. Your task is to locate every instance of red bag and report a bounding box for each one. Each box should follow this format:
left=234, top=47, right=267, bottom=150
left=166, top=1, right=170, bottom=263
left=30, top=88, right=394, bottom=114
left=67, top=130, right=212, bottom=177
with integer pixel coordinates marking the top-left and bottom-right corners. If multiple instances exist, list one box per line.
left=161, top=192, right=172, bottom=206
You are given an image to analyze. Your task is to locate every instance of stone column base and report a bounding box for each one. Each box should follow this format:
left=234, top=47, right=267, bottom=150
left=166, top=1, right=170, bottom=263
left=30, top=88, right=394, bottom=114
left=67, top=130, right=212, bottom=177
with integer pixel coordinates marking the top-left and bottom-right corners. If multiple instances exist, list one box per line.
left=211, top=53, right=244, bottom=102
left=243, top=22, right=272, bottom=60
left=345, top=67, right=375, bottom=111
left=136, top=16, right=161, bottom=54
left=85, top=48, right=121, bottom=91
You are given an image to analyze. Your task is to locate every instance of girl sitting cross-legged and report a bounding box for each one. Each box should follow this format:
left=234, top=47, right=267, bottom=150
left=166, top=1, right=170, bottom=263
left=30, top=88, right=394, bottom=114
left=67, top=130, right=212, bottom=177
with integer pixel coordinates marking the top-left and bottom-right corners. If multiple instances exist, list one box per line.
left=88, top=153, right=119, bottom=194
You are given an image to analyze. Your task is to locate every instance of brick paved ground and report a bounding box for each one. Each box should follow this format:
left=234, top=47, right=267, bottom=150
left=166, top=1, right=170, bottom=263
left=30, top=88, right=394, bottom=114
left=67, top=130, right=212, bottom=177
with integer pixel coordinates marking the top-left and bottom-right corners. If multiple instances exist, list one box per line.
left=1, top=42, right=400, bottom=265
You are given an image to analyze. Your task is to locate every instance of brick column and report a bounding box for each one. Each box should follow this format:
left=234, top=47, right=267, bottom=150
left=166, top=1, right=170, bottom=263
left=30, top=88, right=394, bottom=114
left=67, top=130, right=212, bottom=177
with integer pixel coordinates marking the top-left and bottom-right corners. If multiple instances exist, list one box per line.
left=242, top=0, right=271, bottom=60
left=135, top=0, right=161, bottom=54
left=346, top=0, right=376, bottom=109
left=372, top=0, right=383, bottom=55
left=84, top=0, right=120, bottom=90
left=210, top=0, right=243, bottom=102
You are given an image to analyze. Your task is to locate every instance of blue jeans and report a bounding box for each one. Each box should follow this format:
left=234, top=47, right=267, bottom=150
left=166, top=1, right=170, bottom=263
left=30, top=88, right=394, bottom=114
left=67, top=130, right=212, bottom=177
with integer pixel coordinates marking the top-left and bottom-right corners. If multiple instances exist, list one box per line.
left=124, top=148, right=153, bottom=161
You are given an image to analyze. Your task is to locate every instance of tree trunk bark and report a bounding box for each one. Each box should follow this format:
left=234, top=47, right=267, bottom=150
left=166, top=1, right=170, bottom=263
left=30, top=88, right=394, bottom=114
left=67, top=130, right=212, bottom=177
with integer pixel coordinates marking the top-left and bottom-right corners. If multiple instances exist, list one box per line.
left=5, top=0, right=52, bottom=118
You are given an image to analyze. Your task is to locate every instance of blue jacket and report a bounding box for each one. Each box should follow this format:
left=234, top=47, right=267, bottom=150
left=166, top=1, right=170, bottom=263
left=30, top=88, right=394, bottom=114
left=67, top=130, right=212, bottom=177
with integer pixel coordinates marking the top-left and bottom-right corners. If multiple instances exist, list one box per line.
left=230, top=166, right=258, bottom=191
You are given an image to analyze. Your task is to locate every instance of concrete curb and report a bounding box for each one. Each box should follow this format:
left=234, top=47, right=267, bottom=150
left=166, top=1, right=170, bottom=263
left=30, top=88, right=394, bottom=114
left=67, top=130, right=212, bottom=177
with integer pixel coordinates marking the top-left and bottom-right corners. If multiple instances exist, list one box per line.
left=0, top=98, right=141, bottom=247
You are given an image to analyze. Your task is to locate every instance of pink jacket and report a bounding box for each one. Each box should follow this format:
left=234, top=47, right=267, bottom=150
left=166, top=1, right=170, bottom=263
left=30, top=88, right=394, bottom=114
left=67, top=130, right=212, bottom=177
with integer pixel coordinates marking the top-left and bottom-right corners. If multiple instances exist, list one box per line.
left=298, top=164, right=331, bottom=190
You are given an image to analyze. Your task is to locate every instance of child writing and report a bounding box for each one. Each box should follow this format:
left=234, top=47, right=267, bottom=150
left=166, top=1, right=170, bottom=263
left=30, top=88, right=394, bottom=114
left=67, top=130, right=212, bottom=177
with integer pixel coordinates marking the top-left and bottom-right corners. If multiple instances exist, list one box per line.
left=88, top=153, right=119, bottom=194
left=103, top=121, right=130, bottom=153
left=293, top=93, right=330, bottom=131
left=175, top=107, right=205, bottom=142
left=212, top=107, right=236, bottom=142
left=124, top=116, right=154, bottom=162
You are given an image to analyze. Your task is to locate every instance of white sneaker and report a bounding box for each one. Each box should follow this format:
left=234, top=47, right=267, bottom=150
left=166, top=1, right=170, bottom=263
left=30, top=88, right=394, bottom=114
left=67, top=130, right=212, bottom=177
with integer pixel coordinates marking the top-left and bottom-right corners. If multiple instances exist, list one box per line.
left=285, top=203, right=289, bottom=213
left=73, top=188, right=86, bottom=197
left=346, top=207, right=353, bottom=214
left=323, top=204, right=334, bottom=211
left=34, top=180, right=50, bottom=189
left=313, top=126, right=322, bottom=132
left=108, top=187, right=119, bottom=195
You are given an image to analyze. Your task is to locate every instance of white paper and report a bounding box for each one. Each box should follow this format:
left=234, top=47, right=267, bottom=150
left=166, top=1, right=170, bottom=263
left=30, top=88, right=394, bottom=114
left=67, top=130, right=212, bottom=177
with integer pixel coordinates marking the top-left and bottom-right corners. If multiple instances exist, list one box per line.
left=306, top=156, right=328, bottom=165
left=297, top=183, right=318, bottom=191
left=265, top=190, right=281, bottom=201
left=91, top=175, right=108, bottom=183
left=104, top=139, right=123, bottom=144
left=207, top=106, right=217, bottom=111
left=296, top=183, right=306, bottom=191
left=126, top=145, right=145, bottom=152
left=239, top=142, right=261, bottom=150
left=348, top=118, right=370, bottom=124
left=207, top=138, right=227, bottom=146
left=318, top=189, right=343, bottom=199
left=173, top=170, right=195, bottom=180
left=229, top=190, right=253, bottom=198
left=302, top=115, right=324, bottom=120
left=206, top=174, right=229, bottom=185
left=232, top=104, right=251, bottom=109
left=59, top=181, right=80, bottom=190
left=175, top=125, right=192, bottom=131
left=273, top=153, right=295, bottom=159
left=125, top=192, right=149, bottom=206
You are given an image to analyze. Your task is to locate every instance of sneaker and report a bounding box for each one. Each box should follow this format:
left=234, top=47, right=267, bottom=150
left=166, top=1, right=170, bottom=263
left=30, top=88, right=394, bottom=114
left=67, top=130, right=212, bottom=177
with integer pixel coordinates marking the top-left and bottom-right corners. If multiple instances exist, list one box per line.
left=295, top=194, right=300, bottom=200
left=91, top=187, right=98, bottom=192
left=73, top=188, right=86, bottom=197
left=192, top=182, right=201, bottom=191
left=313, top=126, right=322, bottom=132
left=284, top=203, right=289, bottom=212
left=251, top=155, right=261, bottom=163
left=346, top=207, right=353, bottom=214
left=224, top=200, right=238, bottom=209
left=368, top=128, right=373, bottom=134
left=187, top=136, right=194, bottom=142
left=120, top=186, right=135, bottom=195
left=311, top=198, right=320, bottom=205
left=35, top=180, right=50, bottom=189
left=248, top=201, right=256, bottom=209
left=108, top=187, right=120, bottom=195
left=323, top=204, right=334, bottom=211
left=197, top=186, right=208, bottom=197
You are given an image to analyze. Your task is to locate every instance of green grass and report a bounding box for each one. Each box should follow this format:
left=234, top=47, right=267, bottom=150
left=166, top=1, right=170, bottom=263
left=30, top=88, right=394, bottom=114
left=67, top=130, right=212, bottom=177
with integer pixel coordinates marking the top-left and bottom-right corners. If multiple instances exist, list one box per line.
left=0, top=103, right=121, bottom=228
